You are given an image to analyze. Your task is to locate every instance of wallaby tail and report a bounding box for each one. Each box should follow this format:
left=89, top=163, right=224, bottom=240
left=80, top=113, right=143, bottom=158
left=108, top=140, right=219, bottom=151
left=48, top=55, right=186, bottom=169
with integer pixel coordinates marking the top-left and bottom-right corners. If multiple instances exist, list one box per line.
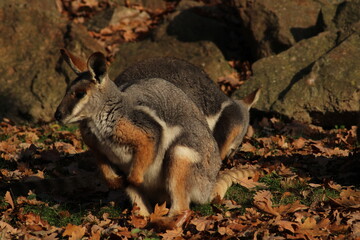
left=211, top=166, right=258, bottom=200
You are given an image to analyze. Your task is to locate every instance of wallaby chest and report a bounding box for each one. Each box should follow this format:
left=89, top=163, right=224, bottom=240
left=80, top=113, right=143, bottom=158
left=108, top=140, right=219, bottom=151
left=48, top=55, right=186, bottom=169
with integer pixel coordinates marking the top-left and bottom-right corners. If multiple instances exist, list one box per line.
left=85, top=119, right=134, bottom=173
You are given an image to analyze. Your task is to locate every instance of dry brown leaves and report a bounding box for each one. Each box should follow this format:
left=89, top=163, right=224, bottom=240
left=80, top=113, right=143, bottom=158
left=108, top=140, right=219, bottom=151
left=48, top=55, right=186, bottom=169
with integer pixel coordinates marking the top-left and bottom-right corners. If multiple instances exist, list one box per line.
left=240, top=117, right=357, bottom=159
left=0, top=114, right=359, bottom=240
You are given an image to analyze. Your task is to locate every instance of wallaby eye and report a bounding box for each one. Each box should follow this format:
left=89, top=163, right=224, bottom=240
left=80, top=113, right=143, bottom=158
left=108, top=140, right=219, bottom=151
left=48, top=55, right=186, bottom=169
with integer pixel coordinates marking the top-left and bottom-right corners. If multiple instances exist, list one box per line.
left=73, top=90, right=86, bottom=99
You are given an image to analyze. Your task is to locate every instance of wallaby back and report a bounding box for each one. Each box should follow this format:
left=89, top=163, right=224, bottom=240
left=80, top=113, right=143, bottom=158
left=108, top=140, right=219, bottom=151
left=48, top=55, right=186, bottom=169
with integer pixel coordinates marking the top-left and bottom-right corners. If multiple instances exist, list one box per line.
left=115, top=57, right=260, bottom=160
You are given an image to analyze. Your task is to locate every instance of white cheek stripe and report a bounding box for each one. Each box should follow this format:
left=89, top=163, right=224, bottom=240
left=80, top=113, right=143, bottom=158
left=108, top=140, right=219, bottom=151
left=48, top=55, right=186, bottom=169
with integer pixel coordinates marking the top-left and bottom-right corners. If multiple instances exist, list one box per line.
left=71, top=95, right=89, bottom=117
left=62, top=95, right=90, bottom=124
left=206, top=101, right=231, bottom=131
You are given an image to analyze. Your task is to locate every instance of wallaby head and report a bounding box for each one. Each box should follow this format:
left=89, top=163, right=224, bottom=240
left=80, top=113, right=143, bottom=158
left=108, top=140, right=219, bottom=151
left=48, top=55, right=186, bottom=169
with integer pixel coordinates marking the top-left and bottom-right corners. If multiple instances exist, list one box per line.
left=55, top=50, right=111, bottom=124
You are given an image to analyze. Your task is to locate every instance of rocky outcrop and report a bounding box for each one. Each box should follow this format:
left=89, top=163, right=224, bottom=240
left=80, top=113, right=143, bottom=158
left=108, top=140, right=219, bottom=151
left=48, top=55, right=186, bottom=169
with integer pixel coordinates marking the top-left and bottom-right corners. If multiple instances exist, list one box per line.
left=226, top=0, right=358, bottom=60
left=0, top=1, right=66, bottom=122
left=234, top=23, right=360, bottom=127
left=0, top=1, right=104, bottom=123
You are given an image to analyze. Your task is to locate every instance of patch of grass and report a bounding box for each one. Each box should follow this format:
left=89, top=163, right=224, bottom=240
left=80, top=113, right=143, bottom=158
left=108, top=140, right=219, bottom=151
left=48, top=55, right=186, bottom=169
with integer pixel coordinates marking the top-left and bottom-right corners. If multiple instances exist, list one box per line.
left=191, top=203, right=214, bottom=216
left=259, top=172, right=282, bottom=192
left=98, top=205, right=123, bottom=218
left=192, top=185, right=255, bottom=216
left=58, top=124, right=79, bottom=133
left=36, top=135, right=49, bottom=143
left=225, top=184, right=254, bottom=208
left=0, top=196, right=10, bottom=209
left=22, top=203, right=83, bottom=227
left=259, top=172, right=340, bottom=206
left=302, top=188, right=339, bottom=206
left=0, top=134, right=10, bottom=141
left=17, top=134, right=26, bottom=143
left=21, top=194, right=84, bottom=227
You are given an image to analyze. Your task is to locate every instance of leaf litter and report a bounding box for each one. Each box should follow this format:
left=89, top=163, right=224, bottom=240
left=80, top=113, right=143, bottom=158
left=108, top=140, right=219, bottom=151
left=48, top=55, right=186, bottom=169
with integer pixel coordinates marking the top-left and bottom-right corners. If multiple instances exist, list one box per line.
left=0, top=114, right=358, bottom=239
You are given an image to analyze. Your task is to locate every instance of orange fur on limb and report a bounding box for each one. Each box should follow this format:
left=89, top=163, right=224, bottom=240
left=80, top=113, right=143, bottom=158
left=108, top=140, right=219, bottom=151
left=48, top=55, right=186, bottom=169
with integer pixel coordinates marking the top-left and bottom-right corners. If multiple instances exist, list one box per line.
left=220, top=125, right=242, bottom=160
left=115, top=118, right=156, bottom=186
left=168, top=156, right=191, bottom=216
left=96, top=155, right=124, bottom=189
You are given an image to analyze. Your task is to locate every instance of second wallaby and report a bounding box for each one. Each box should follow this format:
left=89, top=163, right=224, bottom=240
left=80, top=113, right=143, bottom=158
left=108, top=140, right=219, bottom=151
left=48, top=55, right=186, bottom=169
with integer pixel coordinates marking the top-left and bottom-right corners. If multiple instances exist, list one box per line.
left=55, top=50, right=256, bottom=216
left=115, top=57, right=260, bottom=160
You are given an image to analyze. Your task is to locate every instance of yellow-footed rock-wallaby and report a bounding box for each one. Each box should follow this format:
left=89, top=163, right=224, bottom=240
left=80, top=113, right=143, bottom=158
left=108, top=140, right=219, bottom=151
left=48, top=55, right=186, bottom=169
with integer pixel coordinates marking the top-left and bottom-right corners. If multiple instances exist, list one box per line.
left=55, top=50, right=256, bottom=216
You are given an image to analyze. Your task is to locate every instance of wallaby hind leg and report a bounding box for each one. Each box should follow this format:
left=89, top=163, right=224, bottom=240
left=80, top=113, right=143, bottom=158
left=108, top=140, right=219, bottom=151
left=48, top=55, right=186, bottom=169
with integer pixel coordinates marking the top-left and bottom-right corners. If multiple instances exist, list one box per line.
left=214, top=105, right=247, bottom=160
left=215, top=89, right=261, bottom=160
left=219, top=124, right=244, bottom=160
left=167, top=146, right=193, bottom=217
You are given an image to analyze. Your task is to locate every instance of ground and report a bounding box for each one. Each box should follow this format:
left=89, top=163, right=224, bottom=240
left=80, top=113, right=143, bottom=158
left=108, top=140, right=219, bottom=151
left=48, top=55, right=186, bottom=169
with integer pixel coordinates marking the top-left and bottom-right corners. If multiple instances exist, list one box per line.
left=0, top=117, right=359, bottom=239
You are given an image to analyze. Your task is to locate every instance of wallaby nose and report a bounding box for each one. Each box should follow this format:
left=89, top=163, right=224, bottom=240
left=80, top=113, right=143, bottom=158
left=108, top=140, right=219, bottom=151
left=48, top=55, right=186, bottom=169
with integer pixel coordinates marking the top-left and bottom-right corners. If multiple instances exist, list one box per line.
left=54, top=110, right=62, bottom=121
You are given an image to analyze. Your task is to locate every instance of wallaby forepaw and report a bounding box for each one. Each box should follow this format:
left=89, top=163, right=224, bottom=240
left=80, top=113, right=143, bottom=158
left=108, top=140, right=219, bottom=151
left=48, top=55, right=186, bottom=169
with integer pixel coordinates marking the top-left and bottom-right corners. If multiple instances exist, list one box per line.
left=106, top=176, right=124, bottom=189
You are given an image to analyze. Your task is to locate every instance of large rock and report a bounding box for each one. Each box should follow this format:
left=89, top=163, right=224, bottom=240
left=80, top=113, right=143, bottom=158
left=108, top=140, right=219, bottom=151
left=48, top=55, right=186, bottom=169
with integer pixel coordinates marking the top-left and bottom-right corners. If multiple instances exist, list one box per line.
left=109, top=1, right=233, bottom=81
left=230, top=0, right=325, bottom=59
left=234, top=25, right=360, bottom=127
left=227, top=0, right=355, bottom=59
left=0, top=1, right=104, bottom=123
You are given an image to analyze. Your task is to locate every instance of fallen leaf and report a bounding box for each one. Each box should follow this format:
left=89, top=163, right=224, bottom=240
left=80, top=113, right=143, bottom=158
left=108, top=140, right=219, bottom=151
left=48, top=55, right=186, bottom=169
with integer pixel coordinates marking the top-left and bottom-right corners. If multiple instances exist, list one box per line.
left=150, top=202, right=169, bottom=222
left=277, top=163, right=296, bottom=177
left=275, top=200, right=308, bottom=215
left=237, top=177, right=266, bottom=189
left=114, top=226, right=132, bottom=238
left=253, top=190, right=280, bottom=217
left=218, top=226, right=234, bottom=235
left=0, top=220, right=19, bottom=235
left=326, top=181, right=342, bottom=191
left=62, top=224, right=86, bottom=240
left=4, top=191, right=14, bottom=209
left=20, top=212, right=51, bottom=231
left=292, top=137, right=306, bottom=149
left=330, top=188, right=360, bottom=208
left=159, top=227, right=183, bottom=240
left=191, top=218, right=212, bottom=231
left=17, top=195, right=46, bottom=206
left=274, top=219, right=299, bottom=233
left=240, top=142, right=256, bottom=152
left=130, top=215, right=147, bottom=228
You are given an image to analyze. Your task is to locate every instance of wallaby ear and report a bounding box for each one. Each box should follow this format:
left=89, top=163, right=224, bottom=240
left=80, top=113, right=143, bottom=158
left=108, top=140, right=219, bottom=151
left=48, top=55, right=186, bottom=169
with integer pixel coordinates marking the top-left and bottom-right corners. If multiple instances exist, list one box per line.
left=87, top=52, right=107, bottom=83
left=242, top=88, right=261, bottom=110
left=60, top=49, right=87, bottom=74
